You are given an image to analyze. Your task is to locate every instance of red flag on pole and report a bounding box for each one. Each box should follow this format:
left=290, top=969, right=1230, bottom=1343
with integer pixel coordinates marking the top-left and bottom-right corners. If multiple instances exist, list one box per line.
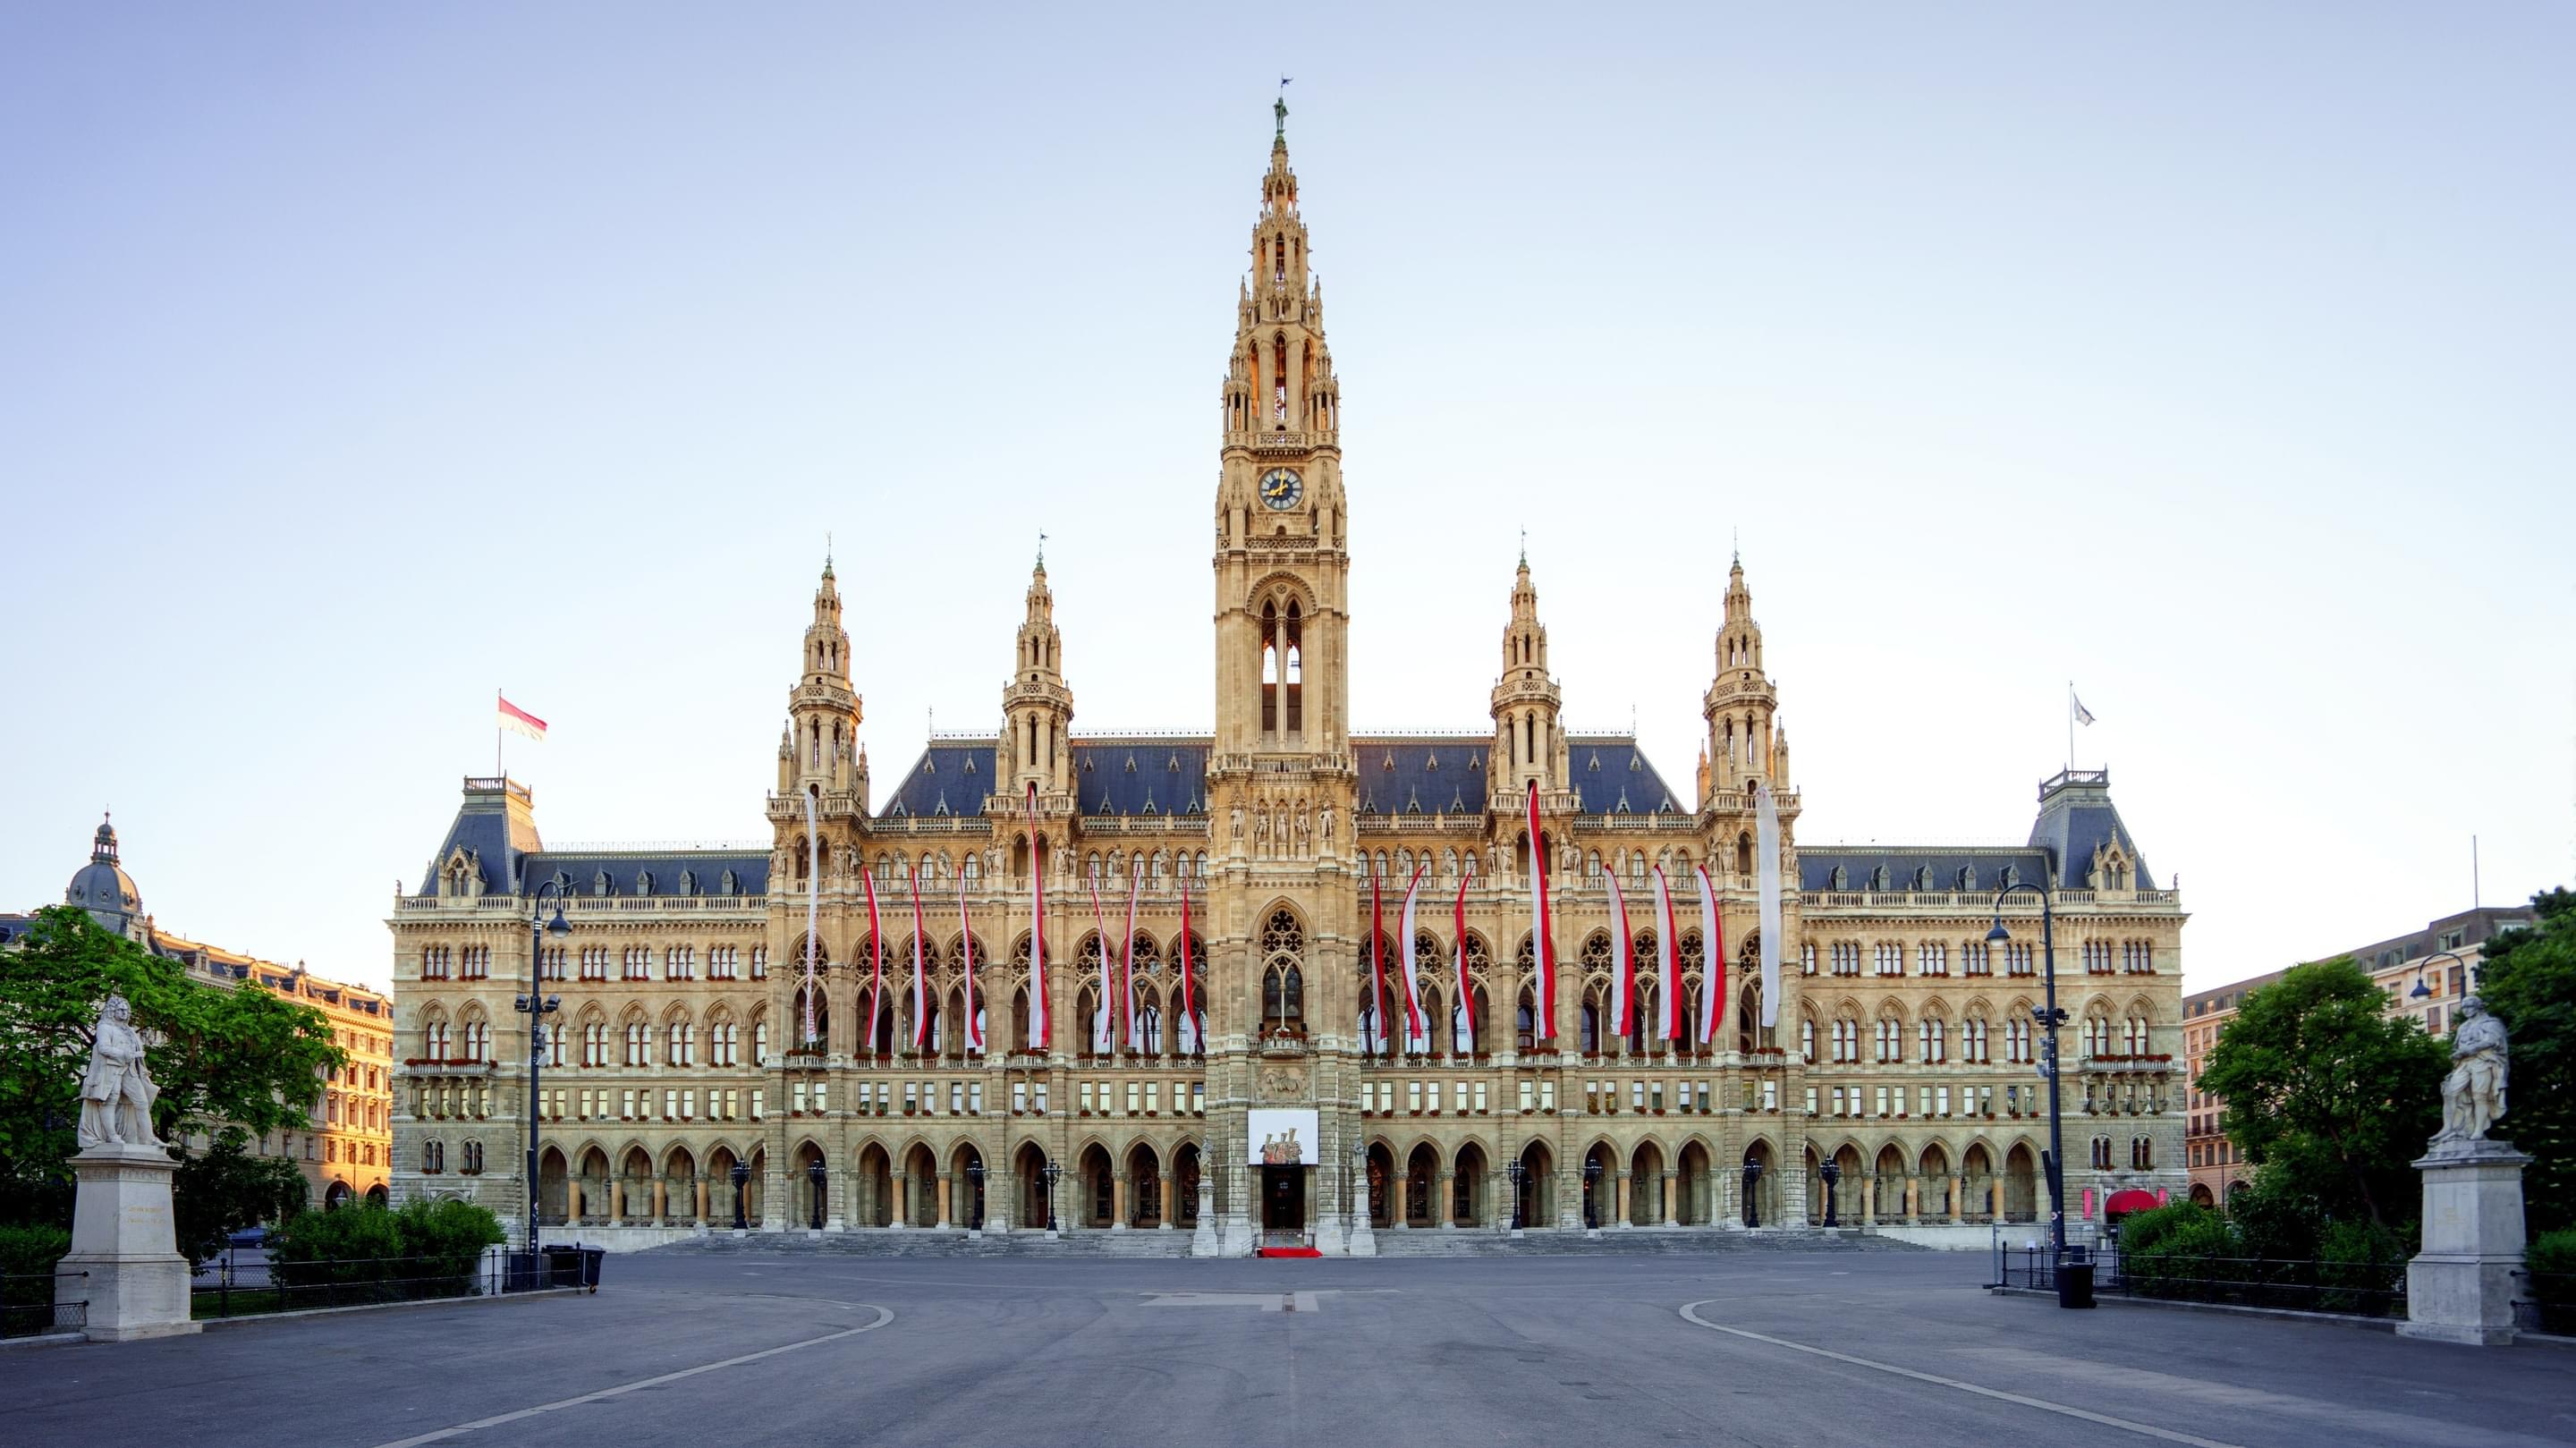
left=1527, top=781, right=1557, bottom=1039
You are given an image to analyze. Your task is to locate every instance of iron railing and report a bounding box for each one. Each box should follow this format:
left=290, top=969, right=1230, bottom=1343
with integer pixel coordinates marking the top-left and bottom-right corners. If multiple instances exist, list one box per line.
left=2522, top=1270, right=2576, bottom=1336
left=192, top=1249, right=598, bottom=1320
left=1, top=1271, right=85, bottom=1338
left=1998, top=1246, right=2406, bottom=1318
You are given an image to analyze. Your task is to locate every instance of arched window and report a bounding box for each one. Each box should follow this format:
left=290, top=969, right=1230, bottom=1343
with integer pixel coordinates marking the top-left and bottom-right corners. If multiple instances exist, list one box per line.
left=1260, top=910, right=1304, bottom=1033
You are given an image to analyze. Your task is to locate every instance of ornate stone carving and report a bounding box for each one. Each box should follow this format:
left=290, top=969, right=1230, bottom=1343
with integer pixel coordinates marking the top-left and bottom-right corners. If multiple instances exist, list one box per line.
left=78, top=995, right=162, bottom=1151
left=2433, top=995, right=2509, bottom=1150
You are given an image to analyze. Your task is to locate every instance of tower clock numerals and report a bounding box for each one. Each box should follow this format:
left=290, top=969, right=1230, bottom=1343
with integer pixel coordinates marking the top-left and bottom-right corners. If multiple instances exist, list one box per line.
left=1258, top=468, right=1304, bottom=510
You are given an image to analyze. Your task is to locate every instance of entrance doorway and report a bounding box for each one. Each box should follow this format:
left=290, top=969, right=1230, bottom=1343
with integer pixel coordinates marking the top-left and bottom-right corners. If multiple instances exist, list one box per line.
left=1260, top=1164, right=1305, bottom=1237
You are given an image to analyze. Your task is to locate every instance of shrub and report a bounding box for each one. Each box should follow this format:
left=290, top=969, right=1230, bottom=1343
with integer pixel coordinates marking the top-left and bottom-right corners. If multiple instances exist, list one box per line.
left=269, top=1197, right=504, bottom=1288
left=2317, top=1216, right=2409, bottom=1316
left=2225, top=1171, right=2325, bottom=1260
left=0, top=1224, right=72, bottom=1314
left=2116, top=1201, right=2219, bottom=1256
left=2529, top=1227, right=2576, bottom=1306
left=2123, top=1214, right=2241, bottom=1300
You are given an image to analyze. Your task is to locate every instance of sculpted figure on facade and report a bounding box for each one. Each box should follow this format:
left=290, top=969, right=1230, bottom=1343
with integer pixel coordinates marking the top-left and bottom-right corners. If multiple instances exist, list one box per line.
left=78, top=995, right=163, bottom=1151
left=2434, top=996, right=2510, bottom=1147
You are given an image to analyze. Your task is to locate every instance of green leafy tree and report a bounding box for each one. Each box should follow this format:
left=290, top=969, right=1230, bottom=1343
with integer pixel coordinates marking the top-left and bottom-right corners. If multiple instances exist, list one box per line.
left=0, top=906, right=344, bottom=1225
left=172, top=1130, right=310, bottom=1264
left=2199, top=957, right=2445, bottom=1229
left=2476, top=888, right=2576, bottom=1234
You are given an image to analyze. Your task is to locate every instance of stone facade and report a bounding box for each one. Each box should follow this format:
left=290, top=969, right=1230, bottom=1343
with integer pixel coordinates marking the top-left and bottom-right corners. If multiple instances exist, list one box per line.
left=390, top=120, right=2189, bottom=1250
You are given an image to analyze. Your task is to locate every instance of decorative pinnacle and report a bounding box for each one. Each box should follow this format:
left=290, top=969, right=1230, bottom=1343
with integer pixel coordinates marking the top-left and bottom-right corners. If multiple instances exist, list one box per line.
left=1036, top=529, right=1047, bottom=572
left=823, top=531, right=835, bottom=580
left=1519, top=525, right=1527, bottom=570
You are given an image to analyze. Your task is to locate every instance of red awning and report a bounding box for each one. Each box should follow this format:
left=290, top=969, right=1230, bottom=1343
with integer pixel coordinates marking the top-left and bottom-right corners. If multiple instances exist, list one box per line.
left=2104, top=1189, right=2159, bottom=1215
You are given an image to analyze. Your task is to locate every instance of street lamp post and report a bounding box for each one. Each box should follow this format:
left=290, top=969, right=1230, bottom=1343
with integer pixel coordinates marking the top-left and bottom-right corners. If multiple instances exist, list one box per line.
left=1988, top=882, right=2073, bottom=1300
left=730, top=1162, right=750, bottom=1231
left=1819, top=1159, right=1841, bottom=1228
left=514, top=882, right=570, bottom=1257
left=1582, top=1157, right=1602, bottom=1229
left=1505, top=1159, right=1525, bottom=1231
left=1741, top=1157, right=1764, bottom=1228
left=2411, top=949, right=2470, bottom=1011
left=1041, top=1160, right=1061, bottom=1232
left=807, top=1159, right=826, bottom=1230
left=967, top=1162, right=986, bottom=1230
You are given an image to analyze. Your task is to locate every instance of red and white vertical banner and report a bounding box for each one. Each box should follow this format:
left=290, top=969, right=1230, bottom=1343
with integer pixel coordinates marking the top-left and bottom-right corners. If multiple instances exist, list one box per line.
left=907, top=862, right=929, bottom=1049
left=1397, top=863, right=1428, bottom=1053
left=800, top=789, right=821, bottom=1046
left=1526, top=781, right=1557, bottom=1041
left=1121, top=859, right=1143, bottom=1050
left=862, top=868, right=885, bottom=1054
left=1024, top=783, right=1049, bottom=1051
left=1605, top=870, right=1635, bottom=1040
left=1178, top=875, right=1199, bottom=1054
left=1087, top=872, right=1114, bottom=1054
left=957, top=874, right=983, bottom=1054
left=1652, top=867, right=1682, bottom=1041
left=1693, top=864, right=1724, bottom=1047
left=1368, top=868, right=1389, bottom=1054
left=1452, top=876, right=1475, bottom=1055
left=1755, top=783, right=1782, bottom=1028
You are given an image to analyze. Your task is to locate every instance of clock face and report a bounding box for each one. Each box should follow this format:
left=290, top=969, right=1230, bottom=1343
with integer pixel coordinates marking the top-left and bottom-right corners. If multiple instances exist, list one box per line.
left=1258, top=468, right=1304, bottom=510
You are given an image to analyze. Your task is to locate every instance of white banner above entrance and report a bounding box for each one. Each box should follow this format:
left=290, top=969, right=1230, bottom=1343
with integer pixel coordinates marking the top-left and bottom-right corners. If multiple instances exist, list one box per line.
left=1249, top=1108, right=1318, bottom=1166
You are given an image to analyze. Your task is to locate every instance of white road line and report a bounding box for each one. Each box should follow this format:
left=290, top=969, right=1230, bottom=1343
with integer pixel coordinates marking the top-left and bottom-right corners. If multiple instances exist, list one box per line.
left=364, top=1305, right=893, bottom=1448
left=1677, top=1302, right=2246, bottom=1448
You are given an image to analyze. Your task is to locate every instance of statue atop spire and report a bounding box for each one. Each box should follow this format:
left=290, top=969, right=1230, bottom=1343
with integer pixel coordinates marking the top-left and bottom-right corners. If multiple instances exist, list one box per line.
left=1275, top=77, right=1292, bottom=144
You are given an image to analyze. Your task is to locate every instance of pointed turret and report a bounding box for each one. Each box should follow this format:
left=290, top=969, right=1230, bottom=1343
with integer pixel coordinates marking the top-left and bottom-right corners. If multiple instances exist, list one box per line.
left=1703, top=555, right=1779, bottom=798
left=1491, top=557, right=1566, bottom=793
left=780, top=555, right=864, bottom=799
left=1002, top=556, right=1074, bottom=795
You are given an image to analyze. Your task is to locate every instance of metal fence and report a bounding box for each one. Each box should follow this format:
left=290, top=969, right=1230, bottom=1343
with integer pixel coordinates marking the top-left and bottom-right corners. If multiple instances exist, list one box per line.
left=192, top=1249, right=599, bottom=1321
left=1, top=1271, right=86, bottom=1339
left=1998, top=1246, right=2407, bottom=1318
left=2523, top=1271, right=2576, bottom=1336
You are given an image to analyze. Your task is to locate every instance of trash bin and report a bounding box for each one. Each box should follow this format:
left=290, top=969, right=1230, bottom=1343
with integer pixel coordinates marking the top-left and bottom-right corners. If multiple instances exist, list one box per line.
left=577, top=1247, right=606, bottom=1291
left=2057, top=1245, right=2096, bottom=1309
left=504, top=1250, right=546, bottom=1293
left=541, top=1245, right=585, bottom=1289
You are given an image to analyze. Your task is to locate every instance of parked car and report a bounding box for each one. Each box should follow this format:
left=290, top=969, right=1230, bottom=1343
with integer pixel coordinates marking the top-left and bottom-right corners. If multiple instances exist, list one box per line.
left=225, top=1225, right=269, bottom=1249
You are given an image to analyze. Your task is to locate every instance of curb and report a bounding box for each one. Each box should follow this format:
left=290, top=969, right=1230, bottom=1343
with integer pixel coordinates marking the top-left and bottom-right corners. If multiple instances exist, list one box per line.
left=201, top=1286, right=589, bottom=1331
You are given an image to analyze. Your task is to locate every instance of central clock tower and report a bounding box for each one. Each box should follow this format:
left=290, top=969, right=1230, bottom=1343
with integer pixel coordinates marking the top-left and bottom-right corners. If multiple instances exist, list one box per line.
left=1214, top=114, right=1349, bottom=764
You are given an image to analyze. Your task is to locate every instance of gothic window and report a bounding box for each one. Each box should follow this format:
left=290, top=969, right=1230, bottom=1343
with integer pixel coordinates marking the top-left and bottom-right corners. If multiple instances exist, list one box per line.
left=1260, top=910, right=1304, bottom=1033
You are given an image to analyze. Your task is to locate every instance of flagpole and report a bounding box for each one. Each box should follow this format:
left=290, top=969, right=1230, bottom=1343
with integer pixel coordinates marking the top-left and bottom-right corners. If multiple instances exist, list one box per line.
left=496, top=688, right=504, bottom=780
left=2067, top=682, right=2074, bottom=774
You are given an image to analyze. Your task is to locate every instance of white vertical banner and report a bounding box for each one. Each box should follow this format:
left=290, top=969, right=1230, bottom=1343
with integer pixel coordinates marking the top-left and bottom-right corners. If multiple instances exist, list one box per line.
left=1756, top=783, right=1782, bottom=1028
left=801, top=788, right=820, bottom=1045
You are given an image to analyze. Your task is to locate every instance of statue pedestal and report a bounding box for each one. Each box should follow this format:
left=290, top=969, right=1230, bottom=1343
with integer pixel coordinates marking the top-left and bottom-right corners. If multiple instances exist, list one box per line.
left=58, top=1142, right=199, bottom=1342
left=1346, top=1215, right=1377, bottom=1257
left=2399, top=1140, right=2529, bottom=1347
left=1189, top=1187, right=1218, bottom=1257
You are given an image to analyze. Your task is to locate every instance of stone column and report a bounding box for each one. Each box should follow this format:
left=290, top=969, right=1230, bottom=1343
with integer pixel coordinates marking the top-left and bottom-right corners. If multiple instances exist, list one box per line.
left=610, top=1181, right=624, bottom=1224
left=696, top=1179, right=709, bottom=1224
left=1160, top=1173, right=1175, bottom=1228
left=1949, top=1175, right=1964, bottom=1225
left=935, top=1174, right=953, bottom=1229
left=1436, top=1171, right=1453, bottom=1229
left=1112, top=1173, right=1129, bottom=1230
left=567, top=1180, right=583, bottom=1223
left=652, top=1181, right=666, bottom=1225
left=2400, top=1142, right=2531, bottom=1346
left=58, top=1143, right=199, bottom=1342
left=893, top=1174, right=909, bottom=1229
left=1614, top=1171, right=1631, bottom=1228
left=1860, top=1173, right=1876, bottom=1226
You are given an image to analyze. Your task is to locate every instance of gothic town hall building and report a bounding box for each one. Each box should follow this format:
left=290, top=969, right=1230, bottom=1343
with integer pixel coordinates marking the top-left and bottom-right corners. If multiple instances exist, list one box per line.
left=391, top=122, right=2187, bottom=1252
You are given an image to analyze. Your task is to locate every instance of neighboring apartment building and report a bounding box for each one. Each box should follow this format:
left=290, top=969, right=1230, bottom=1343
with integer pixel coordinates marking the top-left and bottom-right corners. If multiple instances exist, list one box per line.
left=2, top=816, right=394, bottom=1209
left=2182, top=904, right=2534, bottom=1207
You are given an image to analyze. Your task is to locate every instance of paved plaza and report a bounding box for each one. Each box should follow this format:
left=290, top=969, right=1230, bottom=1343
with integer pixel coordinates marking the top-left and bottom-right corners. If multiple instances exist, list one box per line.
left=6, top=1249, right=2572, bottom=1448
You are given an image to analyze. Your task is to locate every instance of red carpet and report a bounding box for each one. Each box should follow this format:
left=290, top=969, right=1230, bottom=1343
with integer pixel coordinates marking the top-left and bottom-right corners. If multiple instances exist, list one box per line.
left=1256, top=1247, right=1323, bottom=1258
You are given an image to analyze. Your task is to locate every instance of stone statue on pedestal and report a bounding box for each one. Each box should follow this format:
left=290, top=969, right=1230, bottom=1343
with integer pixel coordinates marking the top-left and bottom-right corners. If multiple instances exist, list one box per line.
left=2433, top=997, right=2508, bottom=1148
left=78, top=995, right=162, bottom=1151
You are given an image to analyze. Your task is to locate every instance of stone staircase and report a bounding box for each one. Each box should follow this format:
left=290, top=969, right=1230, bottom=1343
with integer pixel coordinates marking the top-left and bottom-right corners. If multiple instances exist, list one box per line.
left=1366, top=1226, right=1915, bottom=1257
left=649, top=1227, right=1197, bottom=1257
left=645, top=1225, right=1915, bottom=1258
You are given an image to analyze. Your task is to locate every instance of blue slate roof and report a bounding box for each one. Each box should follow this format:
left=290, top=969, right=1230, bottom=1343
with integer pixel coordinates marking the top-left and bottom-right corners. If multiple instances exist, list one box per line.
left=877, top=738, right=1211, bottom=821
left=1352, top=734, right=1683, bottom=817
left=521, top=853, right=770, bottom=901
left=878, top=732, right=1682, bottom=821
left=1801, top=772, right=2157, bottom=894
left=2026, top=771, right=2157, bottom=889
left=1797, top=848, right=2052, bottom=894
left=412, top=780, right=767, bottom=898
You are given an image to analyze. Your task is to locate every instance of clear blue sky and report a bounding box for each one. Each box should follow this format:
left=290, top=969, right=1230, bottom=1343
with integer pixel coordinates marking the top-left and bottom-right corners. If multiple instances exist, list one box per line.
left=4, top=4, right=2569, bottom=991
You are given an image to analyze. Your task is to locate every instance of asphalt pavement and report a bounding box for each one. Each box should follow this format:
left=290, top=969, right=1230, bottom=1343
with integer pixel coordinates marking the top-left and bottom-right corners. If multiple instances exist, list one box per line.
left=5, top=1249, right=2571, bottom=1448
